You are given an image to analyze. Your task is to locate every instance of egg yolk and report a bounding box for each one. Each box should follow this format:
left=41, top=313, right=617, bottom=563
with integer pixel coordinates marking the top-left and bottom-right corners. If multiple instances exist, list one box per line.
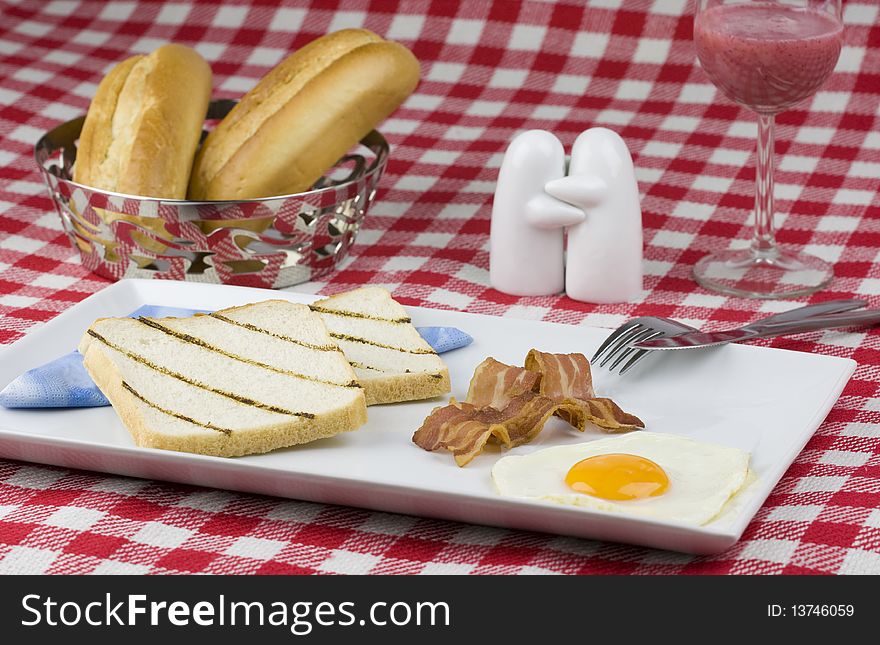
left=565, top=453, right=669, bottom=501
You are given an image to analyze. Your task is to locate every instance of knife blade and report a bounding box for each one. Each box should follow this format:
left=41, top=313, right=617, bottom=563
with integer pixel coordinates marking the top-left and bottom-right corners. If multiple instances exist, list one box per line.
left=603, top=299, right=866, bottom=374
left=633, top=329, right=760, bottom=349
left=633, top=308, right=880, bottom=350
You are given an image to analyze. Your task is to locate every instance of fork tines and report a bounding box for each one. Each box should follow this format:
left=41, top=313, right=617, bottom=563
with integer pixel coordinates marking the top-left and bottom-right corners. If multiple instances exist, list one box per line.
left=591, top=318, right=665, bottom=374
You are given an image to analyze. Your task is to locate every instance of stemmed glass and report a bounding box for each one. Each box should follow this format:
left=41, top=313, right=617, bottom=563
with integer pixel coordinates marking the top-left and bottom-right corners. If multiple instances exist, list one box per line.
left=693, top=0, right=844, bottom=298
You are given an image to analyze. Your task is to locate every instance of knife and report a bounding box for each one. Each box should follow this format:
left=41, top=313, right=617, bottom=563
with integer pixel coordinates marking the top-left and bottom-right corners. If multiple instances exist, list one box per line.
left=626, top=298, right=864, bottom=351
left=634, top=305, right=880, bottom=351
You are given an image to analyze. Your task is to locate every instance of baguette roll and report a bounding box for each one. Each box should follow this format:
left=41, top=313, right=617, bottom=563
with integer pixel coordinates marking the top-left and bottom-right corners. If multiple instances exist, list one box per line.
left=188, top=29, right=420, bottom=200
left=74, top=44, right=212, bottom=199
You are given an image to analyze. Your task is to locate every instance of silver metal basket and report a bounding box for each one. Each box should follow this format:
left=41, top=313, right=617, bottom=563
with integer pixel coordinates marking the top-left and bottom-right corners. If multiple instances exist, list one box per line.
left=34, top=100, right=389, bottom=289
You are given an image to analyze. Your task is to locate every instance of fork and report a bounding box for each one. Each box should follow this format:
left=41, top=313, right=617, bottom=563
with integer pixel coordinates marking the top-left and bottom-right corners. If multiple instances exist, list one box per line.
left=591, top=299, right=867, bottom=375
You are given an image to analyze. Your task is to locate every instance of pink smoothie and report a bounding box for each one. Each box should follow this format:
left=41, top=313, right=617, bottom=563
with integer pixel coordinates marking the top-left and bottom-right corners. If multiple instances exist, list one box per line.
left=694, top=3, right=843, bottom=113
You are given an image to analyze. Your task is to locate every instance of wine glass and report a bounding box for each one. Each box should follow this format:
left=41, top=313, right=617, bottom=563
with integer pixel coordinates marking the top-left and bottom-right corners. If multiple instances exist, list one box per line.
left=692, top=0, right=844, bottom=298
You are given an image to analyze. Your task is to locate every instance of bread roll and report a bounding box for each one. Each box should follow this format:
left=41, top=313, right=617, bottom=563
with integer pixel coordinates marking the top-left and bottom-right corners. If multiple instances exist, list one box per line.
left=75, top=44, right=212, bottom=199
left=188, top=29, right=420, bottom=200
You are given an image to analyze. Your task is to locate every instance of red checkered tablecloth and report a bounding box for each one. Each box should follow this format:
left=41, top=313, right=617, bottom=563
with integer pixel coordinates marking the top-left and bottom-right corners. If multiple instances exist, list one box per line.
left=1, top=0, right=879, bottom=575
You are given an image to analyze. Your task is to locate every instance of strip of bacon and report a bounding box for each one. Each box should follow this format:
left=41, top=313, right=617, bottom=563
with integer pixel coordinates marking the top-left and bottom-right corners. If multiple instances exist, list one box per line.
left=413, top=392, right=574, bottom=466
left=464, top=357, right=539, bottom=409
left=412, top=351, right=644, bottom=466
left=555, top=397, right=644, bottom=432
left=482, top=394, right=584, bottom=448
left=524, top=350, right=595, bottom=400
left=524, top=349, right=642, bottom=431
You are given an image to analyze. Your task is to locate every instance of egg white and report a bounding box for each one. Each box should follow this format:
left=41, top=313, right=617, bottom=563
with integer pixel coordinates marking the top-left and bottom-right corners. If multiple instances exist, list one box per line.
left=491, top=432, right=751, bottom=526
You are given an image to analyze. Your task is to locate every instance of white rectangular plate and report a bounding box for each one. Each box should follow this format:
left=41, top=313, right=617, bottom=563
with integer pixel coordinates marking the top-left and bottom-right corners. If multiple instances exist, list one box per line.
left=0, top=280, right=856, bottom=554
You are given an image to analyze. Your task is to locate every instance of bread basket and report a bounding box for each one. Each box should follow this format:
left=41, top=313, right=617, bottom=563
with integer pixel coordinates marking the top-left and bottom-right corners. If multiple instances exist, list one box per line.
left=34, top=100, right=389, bottom=289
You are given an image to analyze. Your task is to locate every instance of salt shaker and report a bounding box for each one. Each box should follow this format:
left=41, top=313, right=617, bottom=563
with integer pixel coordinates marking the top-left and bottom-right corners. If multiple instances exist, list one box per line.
left=490, top=127, right=642, bottom=303
left=490, top=130, right=585, bottom=296
left=560, top=127, right=643, bottom=304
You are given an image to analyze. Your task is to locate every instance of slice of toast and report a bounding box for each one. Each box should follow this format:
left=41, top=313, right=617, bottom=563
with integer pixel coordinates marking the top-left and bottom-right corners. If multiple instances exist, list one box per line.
left=310, top=287, right=451, bottom=405
left=78, top=300, right=367, bottom=457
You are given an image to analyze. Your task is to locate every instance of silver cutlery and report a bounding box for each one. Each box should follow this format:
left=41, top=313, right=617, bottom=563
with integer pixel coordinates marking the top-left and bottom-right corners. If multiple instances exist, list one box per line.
left=634, top=308, right=880, bottom=351
left=592, top=299, right=867, bottom=374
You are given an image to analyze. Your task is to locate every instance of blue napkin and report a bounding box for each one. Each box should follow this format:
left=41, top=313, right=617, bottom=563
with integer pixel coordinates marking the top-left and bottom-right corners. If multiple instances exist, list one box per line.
left=415, top=326, right=473, bottom=354
left=0, top=305, right=472, bottom=409
left=0, top=351, right=109, bottom=408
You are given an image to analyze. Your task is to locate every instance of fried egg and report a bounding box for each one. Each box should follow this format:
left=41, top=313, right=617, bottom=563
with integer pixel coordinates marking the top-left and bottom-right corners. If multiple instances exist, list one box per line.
left=491, top=432, right=750, bottom=526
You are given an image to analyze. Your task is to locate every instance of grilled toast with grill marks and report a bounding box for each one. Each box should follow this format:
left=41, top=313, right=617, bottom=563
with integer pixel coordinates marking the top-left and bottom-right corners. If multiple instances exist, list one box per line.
left=78, top=300, right=367, bottom=457
left=310, top=287, right=451, bottom=405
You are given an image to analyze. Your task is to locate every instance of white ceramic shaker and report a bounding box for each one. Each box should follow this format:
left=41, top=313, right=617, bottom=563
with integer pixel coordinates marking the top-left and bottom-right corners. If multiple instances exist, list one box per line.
left=490, top=130, right=585, bottom=296
left=559, top=127, right=643, bottom=303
